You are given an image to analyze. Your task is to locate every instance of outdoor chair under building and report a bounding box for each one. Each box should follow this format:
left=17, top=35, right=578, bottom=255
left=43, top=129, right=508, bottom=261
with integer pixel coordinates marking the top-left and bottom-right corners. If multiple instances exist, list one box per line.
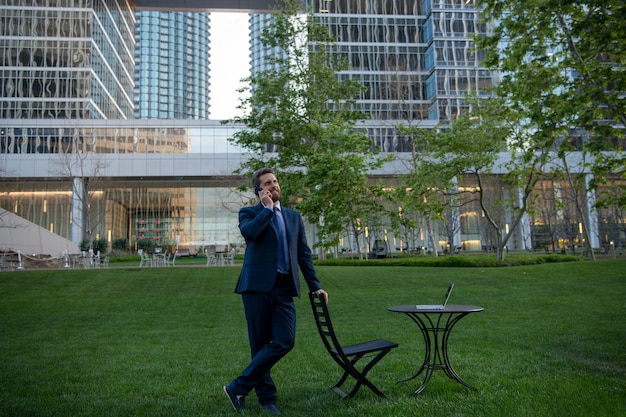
left=163, top=253, right=173, bottom=267
left=309, top=292, right=398, bottom=398
left=138, top=250, right=152, bottom=267
left=205, top=250, right=217, bottom=266
left=223, top=248, right=236, bottom=265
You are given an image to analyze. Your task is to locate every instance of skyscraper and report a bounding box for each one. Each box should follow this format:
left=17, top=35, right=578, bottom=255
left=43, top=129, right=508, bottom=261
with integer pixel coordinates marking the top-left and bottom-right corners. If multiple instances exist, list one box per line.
left=0, top=0, right=135, bottom=120
left=250, top=0, right=494, bottom=151
left=133, top=11, right=210, bottom=119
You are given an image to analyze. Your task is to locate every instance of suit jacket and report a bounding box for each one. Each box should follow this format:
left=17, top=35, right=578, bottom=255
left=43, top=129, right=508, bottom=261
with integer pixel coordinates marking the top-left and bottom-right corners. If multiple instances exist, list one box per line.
left=235, top=202, right=321, bottom=297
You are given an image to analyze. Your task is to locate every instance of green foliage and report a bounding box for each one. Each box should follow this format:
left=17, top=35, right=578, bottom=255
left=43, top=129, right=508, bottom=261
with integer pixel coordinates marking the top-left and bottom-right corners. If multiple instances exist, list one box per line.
left=396, top=95, right=547, bottom=261
left=230, top=0, right=369, bottom=172
left=228, top=0, right=393, bottom=252
left=315, top=254, right=581, bottom=267
left=477, top=0, right=625, bottom=183
left=79, top=237, right=108, bottom=254
left=93, top=238, right=108, bottom=254
left=79, top=238, right=89, bottom=251
left=106, top=254, right=139, bottom=264
left=474, top=0, right=626, bottom=260
left=136, top=239, right=155, bottom=252
left=111, top=237, right=129, bottom=253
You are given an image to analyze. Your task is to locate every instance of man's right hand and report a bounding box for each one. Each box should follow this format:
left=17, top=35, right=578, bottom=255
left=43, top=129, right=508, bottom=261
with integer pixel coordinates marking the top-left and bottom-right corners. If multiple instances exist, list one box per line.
left=260, top=190, right=273, bottom=208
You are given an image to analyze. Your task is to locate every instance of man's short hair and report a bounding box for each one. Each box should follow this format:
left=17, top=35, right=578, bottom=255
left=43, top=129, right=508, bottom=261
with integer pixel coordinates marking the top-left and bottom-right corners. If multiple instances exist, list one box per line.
left=252, top=167, right=274, bottom=189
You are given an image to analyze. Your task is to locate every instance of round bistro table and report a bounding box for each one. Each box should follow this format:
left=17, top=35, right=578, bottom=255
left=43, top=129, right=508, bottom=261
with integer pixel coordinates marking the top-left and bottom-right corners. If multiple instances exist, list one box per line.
left=387, top=304, right=484, bottom=395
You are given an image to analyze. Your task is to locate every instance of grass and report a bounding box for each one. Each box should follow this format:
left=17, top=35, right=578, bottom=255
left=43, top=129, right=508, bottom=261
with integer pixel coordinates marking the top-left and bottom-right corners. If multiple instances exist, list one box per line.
left=0, top=260, right=625, bottom=417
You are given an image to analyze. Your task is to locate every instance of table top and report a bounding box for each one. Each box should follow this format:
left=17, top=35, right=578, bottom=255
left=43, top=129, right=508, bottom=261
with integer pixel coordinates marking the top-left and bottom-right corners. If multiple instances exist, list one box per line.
left=388, top=305, right=484, bottom=313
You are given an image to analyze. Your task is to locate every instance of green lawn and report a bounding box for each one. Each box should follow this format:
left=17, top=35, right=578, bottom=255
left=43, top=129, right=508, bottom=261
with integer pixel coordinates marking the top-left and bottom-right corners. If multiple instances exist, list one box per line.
left=1, top=260, right=624, bottom=417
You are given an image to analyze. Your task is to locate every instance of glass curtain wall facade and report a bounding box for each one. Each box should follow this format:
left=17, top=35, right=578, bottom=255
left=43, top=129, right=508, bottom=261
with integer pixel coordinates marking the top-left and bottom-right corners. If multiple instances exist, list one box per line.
left=0, top=0, right=135, bottom=120
left=250, top=12, right=281, bottom=72
left=294, top=0, right=494, bottom=153
left=0, top=176, right=248, bottom=253
left=0, top=120, right=255, bottom=252
left=133, top=11, right=210, bottom=119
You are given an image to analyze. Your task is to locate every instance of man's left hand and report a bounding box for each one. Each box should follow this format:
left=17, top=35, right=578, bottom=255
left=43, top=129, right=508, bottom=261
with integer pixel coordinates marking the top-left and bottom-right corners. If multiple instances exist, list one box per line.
left=313, top=289, right=328, bottom=304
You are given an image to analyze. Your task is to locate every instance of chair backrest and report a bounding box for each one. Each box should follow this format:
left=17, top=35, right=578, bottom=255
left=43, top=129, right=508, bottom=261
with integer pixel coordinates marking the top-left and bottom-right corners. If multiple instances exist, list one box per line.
left=206, top=251, right=216, bottom=266
left=309, top=292, right=345, bottom=358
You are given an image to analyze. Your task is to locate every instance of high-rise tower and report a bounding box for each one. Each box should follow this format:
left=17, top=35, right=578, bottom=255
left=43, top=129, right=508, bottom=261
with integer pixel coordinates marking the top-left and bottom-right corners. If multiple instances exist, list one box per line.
left=133, top=11, right=210, bottom=119
left=0, top=0, right=135, bottom=120
left=250, top=0, right=494, bottom=151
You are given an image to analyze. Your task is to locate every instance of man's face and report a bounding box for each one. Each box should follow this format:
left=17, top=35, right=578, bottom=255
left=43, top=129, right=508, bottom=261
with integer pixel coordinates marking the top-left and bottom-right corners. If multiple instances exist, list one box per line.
left=258, top=173, right=281, bottom=202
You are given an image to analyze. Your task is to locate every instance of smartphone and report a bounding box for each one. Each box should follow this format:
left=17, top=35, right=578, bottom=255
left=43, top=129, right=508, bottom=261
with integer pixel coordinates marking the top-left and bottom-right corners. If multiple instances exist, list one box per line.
left=254, top=185, right=263, bottom=195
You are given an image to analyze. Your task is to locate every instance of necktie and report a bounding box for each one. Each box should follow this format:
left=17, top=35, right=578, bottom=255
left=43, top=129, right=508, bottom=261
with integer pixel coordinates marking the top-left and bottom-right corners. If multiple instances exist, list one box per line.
left=273, top=207, right=290, bottom=273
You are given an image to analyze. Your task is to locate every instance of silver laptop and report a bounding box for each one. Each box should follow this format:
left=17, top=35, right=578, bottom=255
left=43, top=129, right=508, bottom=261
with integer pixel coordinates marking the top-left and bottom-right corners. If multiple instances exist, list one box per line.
left=416, top=283, right=454, bottom=310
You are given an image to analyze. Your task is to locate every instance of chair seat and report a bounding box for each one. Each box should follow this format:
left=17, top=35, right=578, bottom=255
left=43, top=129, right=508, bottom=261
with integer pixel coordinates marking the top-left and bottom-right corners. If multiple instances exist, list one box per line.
left=331, top=339, right=398, bottom=357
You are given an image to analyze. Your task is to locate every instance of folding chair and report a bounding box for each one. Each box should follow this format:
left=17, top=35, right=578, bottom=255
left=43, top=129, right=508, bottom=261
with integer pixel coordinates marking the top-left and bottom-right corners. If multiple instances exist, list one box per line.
left=309, top=292, right=398, bottom=399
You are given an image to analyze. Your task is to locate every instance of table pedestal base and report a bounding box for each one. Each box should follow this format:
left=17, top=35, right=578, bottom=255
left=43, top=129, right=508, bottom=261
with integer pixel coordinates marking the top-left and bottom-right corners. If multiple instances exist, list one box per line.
left=399, top=311, right=477, bottom=396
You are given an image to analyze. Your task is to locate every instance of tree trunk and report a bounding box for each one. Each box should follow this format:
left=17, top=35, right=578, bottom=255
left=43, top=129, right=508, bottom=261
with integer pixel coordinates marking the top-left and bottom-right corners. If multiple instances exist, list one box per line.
left=426, top=217, right=438, bottom=257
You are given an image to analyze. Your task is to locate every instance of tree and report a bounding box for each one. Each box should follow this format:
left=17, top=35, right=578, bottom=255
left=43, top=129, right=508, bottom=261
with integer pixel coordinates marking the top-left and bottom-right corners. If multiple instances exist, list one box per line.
left=111, top=237, right=129, bottom=256
left=397, top=95, right=552, bottom=261
left=597, top=180, right=626, bottom=247
left=228, top=0, right=392, bottom=257
left=391, top=159, right=443, bottom=258
left=531, top=178, right=562, bottom=253
left=550, top=151, right=598, bottom=257
left=477, top=0, right=626, bottom=257
left=388, top=56, right=440, bottom=255
left=51, top=130, right=109, bottom=248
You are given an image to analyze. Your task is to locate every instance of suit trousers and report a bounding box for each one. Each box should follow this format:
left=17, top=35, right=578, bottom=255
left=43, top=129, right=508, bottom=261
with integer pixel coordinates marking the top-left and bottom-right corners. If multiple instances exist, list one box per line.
left=229, top=277, right=296, bottom=405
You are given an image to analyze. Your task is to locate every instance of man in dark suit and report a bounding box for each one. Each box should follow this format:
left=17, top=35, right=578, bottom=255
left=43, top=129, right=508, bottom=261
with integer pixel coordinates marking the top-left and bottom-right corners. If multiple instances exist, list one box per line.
left=224, top=168, right=328, bottom=415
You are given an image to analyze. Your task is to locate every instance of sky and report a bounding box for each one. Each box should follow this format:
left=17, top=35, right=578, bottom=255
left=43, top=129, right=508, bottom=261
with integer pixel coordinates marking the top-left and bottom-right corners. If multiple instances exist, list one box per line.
left=208, top=13, right=250, bottom=120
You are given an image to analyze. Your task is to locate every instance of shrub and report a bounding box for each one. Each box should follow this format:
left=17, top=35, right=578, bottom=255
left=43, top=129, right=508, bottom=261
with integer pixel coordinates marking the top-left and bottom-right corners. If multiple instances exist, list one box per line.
left=111, top=238, right=129, bottom=255
left=79, top=237, right=108, bottom=254
left=315, top=254, right=582, bottom=267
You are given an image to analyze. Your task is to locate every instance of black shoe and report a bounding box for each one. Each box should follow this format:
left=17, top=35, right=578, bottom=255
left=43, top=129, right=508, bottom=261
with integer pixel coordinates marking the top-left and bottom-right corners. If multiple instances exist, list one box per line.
left=262, top=403, right=281, bottom=415
left=223, top=385, right=245, bottom=411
